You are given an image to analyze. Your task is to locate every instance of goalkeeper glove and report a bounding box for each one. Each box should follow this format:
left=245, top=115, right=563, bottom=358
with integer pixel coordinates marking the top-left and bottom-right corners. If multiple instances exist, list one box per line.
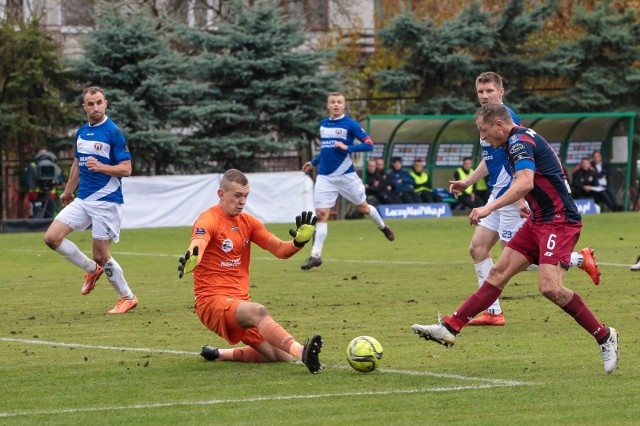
left=289, top=211, right=318, bottom=247
left=178, top=246, right=199, bottom=279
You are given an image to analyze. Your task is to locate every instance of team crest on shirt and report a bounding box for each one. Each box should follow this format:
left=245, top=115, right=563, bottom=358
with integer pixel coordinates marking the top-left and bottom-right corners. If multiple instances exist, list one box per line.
left=221, top=238, right=233, bottom=252
left=244, top=238, right=249, bottom=247
left=94, top=142, right=104, bottom=151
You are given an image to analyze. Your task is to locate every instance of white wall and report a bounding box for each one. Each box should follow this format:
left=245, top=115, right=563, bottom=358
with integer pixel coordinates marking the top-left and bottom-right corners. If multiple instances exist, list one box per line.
left=121, top=171, right=315, bottom=229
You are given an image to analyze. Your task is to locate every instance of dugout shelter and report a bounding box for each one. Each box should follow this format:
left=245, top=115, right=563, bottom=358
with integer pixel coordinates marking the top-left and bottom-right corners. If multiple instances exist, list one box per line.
left=365, top=112, right=636, bottom=211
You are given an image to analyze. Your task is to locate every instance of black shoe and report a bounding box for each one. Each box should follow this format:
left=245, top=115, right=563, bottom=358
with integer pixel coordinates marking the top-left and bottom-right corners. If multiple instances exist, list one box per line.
left=201, top=345, right=219, bottom=361
left=381, top=226, right=395, bottom=241
left=301, top=256, right=322, bottom=270
left=301, top=334, right=323, bottom=373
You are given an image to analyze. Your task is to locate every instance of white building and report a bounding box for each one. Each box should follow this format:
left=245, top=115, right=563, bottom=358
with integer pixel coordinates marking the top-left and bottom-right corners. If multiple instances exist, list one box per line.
left=0, top=0, right=375, bottom=57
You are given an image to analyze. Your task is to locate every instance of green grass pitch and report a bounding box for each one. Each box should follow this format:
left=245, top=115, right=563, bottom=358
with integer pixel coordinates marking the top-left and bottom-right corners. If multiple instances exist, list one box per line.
left=1, top=212, right=639, bottom=425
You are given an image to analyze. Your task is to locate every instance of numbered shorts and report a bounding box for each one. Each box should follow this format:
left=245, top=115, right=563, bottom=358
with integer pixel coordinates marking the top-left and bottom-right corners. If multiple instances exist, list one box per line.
left=314, top=173, right=367, bottom=209
left=195, top=296, right=264, bottom=347
left=478, top=195, right=525, bottom=242
left=55, top=198, right=122, bottom=242
left=506, top=219, right=581, bottom=269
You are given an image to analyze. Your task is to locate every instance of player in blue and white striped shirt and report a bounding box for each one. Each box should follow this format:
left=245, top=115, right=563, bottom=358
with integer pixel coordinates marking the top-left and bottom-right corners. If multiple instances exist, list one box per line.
left=44, top=86, right=138, bottom=314
left=299, top=92, right=394, bottom=270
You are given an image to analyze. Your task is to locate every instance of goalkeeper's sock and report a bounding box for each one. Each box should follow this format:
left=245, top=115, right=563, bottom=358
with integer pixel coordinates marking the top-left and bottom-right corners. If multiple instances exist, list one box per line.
left=451, top=281, right=503, bottom=330
left=104, top=257, right=134, bottom=299
left=225, top=347, right=268, bottom=363
left=55, top=238, right=95, bottom=272
left=310, top=222, right=327, bottom=258
left=367, top=204, right=385, bottom=228
left=256, top=315, right=304, bottom=359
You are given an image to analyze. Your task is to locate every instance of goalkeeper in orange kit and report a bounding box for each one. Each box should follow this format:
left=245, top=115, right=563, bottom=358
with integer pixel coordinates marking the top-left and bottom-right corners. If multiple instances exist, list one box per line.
left=178, top=169, right=323, bottom=373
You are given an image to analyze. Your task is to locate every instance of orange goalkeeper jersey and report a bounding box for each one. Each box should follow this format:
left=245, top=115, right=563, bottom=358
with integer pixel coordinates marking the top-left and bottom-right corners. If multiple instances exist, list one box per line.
left=191, top=204, right=275, bottom=301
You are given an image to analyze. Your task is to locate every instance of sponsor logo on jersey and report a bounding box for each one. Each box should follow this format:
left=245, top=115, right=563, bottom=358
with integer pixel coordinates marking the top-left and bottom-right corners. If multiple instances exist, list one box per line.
left=320, top=126, right=347, bottom=140
left=221, top=238, right=233, bottom=252
left=195, top=227, right=205, bottom=235
left=512, top=152, right=530, bottom=162
left=220, top=258, right=241, bottom=267
left=510, top=143, right=525, bottom=153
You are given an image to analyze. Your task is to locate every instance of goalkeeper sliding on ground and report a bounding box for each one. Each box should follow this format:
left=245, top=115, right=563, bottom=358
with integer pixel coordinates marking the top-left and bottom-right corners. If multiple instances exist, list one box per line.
left=177, top=169, right=323, bottom=373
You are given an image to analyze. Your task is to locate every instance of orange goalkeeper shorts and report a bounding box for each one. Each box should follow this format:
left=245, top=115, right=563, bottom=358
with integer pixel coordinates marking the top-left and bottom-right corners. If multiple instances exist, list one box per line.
left=195, top=295, right=264, bottom=347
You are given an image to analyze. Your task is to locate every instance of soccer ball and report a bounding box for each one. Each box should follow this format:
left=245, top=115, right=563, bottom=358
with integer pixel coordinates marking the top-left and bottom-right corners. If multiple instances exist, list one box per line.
left=346, top=336, right=383, bottom=373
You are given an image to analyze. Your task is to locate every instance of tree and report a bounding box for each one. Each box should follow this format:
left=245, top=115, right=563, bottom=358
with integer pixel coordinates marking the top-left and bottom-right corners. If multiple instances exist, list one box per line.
left=545, top=1, right=640, bottom=200
left=172, top=0, right=337, bottom=172
left=70, top=3, right=192, bottom=175
left=0, top=16, right=75, bottom=217
left=375, top=0, right=560, bottom=115
left=540, top=1, right=640, bottom=113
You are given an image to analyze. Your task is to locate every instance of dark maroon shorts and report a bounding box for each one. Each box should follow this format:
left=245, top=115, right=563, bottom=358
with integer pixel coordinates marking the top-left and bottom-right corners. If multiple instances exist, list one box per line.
left=506, top=219, right=581, bottom=269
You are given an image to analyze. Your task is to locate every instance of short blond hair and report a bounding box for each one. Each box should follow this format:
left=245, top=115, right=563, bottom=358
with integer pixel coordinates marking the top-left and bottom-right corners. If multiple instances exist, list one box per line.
left=221, top=169, right=248, bottom=189
left=475, top=72, right=504, bottom=89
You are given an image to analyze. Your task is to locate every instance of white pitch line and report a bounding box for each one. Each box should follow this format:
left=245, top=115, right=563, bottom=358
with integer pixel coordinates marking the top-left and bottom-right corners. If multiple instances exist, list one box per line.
left=0, top=248, right=631, bottom=267
left=0, top=384, right=524, bottom=418
left=1, top=337, right=199, bottom=356
left=0, top=337, right=532, bottom=418
left=2, top=337, right=532, bottom=387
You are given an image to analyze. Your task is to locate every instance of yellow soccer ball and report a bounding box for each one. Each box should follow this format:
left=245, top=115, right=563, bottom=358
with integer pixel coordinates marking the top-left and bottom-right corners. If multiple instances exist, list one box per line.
left=346, top=336, right=383, bottom=373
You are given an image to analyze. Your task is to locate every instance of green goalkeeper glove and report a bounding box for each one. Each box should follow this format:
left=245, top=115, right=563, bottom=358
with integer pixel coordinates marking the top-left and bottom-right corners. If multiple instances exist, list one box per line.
left=289, top=211, right=318, bottom=247
left=178, top=246, right=199, bottom=279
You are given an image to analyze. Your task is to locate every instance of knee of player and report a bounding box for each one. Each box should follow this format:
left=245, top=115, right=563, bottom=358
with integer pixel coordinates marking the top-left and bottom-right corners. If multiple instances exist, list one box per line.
left=487, top=264, right=509, bottom=283
left=355, top=203, right=370, bottom=214
left=92, top=251, right=110, bottom=266
left=314, top=208, right=330, bottom=221
left=43, top=232, right=60, bottom=249
left=469, top=242, right=489, bottom=262
left=245, top=304, right=271, bottom=326
left=254, top=304, right=270, bottom=318
left=539, top=287, right=562, bottom=302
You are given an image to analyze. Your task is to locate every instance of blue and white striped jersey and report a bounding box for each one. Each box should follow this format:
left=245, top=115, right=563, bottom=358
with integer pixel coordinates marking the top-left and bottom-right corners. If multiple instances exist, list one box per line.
left=311, top=115, right=373, bottom=176
left=481, top=104, right=520, bottom=198
left=75, top=116, right=131, bottom=203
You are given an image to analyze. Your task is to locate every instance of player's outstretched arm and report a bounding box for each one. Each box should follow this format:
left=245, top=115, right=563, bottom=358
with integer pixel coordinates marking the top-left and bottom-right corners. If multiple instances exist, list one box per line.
left=178, top=246, right=199, bottom=278
left=289, top=211, right=318, bottom=248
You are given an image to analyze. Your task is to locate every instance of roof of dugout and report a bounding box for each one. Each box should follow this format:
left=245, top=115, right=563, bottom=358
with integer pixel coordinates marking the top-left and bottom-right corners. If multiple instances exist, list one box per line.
left=364, top=112, right=636, bottom=210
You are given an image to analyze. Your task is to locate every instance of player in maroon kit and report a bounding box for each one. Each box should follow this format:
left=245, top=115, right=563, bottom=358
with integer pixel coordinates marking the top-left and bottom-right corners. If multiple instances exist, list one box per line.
left=412, top=103, right=619, bottom=374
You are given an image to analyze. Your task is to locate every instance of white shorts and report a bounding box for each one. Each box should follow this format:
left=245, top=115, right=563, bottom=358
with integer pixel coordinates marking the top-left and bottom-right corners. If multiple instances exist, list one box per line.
left=478, top=194, right=525, bottom=242
left=55, top=198, right=123, bottom=242
left=314, top=173, right=367, bottom=209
